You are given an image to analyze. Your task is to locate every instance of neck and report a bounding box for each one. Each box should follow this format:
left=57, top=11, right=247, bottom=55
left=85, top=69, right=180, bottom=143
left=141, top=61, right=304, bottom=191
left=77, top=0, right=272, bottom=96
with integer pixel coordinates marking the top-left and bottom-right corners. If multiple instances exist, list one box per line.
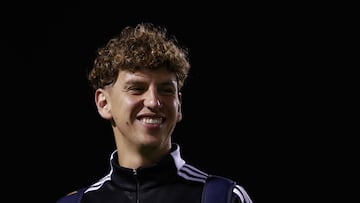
left=115, top=141, right=172, bottom=169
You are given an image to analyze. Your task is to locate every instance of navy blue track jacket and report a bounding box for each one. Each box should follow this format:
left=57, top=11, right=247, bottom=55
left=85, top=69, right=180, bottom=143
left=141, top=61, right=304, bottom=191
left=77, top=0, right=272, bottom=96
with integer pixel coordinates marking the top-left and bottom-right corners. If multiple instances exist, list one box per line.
left=56, top=144, right=253, bottom=203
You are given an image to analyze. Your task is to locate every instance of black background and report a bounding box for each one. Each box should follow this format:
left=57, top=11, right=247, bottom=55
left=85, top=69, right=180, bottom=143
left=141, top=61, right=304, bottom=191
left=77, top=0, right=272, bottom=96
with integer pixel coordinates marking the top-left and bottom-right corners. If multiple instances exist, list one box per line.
left=1, top=4, right=355, bottom=203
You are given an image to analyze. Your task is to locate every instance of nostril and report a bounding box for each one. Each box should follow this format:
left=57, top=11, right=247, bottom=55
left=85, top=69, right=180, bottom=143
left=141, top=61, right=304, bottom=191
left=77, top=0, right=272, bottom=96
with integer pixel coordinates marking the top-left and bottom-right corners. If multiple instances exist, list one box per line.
left=145, top=98, right=162, bottom=109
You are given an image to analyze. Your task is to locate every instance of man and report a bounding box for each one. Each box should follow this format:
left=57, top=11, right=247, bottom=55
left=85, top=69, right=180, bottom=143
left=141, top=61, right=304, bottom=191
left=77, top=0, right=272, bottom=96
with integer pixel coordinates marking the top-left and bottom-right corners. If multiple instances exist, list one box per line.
left=56, top=22, right=253, bottom=203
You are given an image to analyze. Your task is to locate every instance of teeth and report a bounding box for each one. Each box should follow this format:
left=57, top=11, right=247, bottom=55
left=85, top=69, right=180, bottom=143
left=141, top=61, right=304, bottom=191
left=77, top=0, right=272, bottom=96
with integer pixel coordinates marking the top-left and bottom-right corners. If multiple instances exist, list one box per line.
left=141, top=117, right=162, bottom=124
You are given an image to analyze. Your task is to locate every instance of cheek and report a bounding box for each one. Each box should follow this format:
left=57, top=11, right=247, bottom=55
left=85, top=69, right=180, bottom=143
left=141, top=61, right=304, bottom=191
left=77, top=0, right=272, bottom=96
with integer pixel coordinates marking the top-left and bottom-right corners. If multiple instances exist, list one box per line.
left=169, top=99, right=181, bottom=115
left=121, top=97, right=144, bottom=116
left=113, top=94, right=140, bottom=106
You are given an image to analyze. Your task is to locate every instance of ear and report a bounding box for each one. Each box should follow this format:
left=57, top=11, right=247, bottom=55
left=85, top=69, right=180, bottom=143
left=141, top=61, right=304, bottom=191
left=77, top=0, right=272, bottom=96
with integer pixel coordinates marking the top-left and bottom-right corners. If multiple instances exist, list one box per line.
left=95, top=89, right=112, bottom=120
left=177, top=92, right=183, bottom=122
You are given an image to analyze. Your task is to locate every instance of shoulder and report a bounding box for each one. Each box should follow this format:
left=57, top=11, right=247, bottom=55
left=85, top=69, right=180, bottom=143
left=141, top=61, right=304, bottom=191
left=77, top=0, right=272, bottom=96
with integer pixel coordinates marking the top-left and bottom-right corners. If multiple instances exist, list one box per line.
left=177, top=162, right=209, bottom=183
left=56, top=188, right=87, bottom=203
left=204, top=175, right=253, bottom=203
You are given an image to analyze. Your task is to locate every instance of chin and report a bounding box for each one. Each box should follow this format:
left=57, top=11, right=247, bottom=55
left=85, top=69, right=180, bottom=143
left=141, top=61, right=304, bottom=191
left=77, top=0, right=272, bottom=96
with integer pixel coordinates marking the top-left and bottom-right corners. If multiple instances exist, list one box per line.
left=140, top=137, right=168, bottom=149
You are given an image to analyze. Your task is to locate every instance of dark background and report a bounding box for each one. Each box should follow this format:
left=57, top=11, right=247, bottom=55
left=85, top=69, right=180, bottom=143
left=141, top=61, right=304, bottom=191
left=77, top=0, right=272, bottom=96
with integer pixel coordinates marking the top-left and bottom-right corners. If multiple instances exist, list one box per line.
left=2, top=4, right=355, bottom=203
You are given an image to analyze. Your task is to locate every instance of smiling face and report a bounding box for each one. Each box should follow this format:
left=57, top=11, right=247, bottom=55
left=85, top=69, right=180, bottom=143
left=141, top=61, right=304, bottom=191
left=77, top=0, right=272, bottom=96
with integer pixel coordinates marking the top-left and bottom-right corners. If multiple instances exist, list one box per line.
left=95, top=68, right=182, bottom=153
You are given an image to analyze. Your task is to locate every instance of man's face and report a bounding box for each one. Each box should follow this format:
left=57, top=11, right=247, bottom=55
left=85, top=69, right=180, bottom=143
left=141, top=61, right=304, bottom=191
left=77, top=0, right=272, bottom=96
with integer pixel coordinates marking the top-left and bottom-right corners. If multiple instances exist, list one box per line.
left=97, top=68, right=182, bottom=150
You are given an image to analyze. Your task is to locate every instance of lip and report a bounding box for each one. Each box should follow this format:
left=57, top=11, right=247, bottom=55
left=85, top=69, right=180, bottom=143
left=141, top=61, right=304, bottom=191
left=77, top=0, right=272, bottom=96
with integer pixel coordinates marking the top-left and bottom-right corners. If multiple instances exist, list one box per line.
left=139, top=116, right=164, bottom=124
left=137, top=113, right=166, bottom=126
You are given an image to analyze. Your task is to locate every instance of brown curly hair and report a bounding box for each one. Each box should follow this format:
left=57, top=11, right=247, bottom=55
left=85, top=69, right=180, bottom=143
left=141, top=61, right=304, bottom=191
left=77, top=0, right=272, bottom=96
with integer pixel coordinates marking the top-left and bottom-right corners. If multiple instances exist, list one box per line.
left=87, top=22, right=191, bottom=90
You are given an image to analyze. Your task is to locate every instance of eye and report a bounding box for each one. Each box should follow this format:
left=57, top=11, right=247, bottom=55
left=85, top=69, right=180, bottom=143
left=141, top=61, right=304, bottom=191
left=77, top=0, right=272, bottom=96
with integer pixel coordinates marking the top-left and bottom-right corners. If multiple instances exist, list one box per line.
left=128, top=85, right=146, bottom=94
left=159, top=86, right=176, bottom=95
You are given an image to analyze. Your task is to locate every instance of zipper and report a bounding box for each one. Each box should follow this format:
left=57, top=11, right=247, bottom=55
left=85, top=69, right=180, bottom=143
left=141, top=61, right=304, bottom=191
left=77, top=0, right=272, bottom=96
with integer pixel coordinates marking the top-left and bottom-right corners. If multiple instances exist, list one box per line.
left=133, top=169, right=140, bottom=203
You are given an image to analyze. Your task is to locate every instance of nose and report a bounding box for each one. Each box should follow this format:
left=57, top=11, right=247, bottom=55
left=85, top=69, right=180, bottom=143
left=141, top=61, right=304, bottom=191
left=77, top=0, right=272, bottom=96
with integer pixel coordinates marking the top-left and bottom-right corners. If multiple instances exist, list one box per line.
left=144, top=89, right=162, bottom=109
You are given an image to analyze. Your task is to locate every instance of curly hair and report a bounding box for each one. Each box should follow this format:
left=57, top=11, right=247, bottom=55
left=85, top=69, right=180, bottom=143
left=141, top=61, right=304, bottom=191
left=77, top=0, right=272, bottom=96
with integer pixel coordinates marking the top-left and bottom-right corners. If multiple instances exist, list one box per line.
left=87, top=22, right=191, bottom=90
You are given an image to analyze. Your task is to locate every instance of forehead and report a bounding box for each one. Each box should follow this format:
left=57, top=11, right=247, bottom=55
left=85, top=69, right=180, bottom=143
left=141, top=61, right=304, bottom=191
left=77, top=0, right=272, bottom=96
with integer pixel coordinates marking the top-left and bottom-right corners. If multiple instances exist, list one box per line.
left=118, top=69, right=178, bottom=84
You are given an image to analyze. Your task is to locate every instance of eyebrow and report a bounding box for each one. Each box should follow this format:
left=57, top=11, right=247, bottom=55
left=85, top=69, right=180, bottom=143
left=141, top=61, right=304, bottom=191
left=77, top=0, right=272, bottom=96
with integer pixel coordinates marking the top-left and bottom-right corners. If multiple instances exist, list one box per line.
left=124, top=79, right=177, bottom=86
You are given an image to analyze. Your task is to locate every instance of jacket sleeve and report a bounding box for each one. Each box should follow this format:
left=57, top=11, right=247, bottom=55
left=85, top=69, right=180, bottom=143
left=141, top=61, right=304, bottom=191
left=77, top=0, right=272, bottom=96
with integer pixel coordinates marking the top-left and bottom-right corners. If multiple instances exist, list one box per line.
left=232, top=184, right=253, bottom=203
